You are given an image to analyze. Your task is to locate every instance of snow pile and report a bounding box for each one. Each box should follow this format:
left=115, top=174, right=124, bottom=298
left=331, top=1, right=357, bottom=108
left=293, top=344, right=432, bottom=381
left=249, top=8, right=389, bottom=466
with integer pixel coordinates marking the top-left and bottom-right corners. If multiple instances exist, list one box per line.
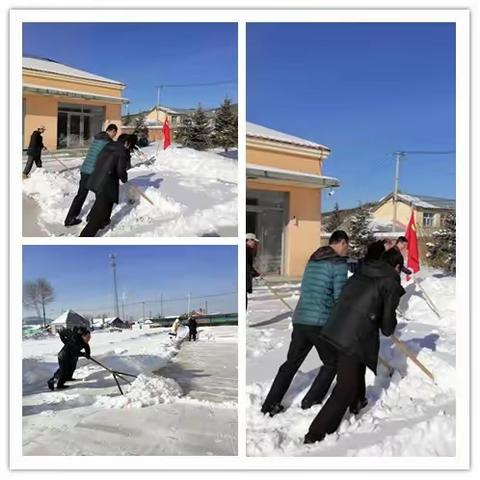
left=246, top=272, right=457, bottom=457
left=23, top=144, right=237, bottom=237
left=95, top=374, right=183, bottom=409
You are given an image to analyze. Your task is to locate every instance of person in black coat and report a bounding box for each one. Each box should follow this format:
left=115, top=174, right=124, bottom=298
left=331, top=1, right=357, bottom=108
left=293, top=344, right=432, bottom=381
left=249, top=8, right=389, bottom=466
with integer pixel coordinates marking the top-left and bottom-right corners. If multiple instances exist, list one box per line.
left=246, top=233, right=261, bottom=309
left=304, top=248, right=406, bottom=444
left=79, top=134, right=136, bottom=237
left=23, top=126, right=46, bottom=177
left=188, top=316, right=198, bottom=341
left=47, top=326, right=91, bottom=391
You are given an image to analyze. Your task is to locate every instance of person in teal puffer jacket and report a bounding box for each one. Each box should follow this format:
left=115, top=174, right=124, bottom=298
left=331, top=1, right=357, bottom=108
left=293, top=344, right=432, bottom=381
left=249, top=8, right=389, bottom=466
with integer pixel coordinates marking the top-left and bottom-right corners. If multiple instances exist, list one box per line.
left=64, top=124, right=118, bottom=227
left=261, top=230, right=349, bottom=417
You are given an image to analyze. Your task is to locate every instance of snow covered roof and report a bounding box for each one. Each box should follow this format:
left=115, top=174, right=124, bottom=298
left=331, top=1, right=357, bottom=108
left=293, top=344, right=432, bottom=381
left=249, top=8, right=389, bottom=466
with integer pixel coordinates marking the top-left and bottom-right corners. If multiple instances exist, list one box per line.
left=247, top=122, right=330, bottom=151
left=23, top=56, right=125, bottom=86
left=379, top=192, right=455, bottom=210
left=51, top=309, right=89, bottom=326
left=247, top=163, right=340, bottom=189
left=92, top=317, right=121, bottom=325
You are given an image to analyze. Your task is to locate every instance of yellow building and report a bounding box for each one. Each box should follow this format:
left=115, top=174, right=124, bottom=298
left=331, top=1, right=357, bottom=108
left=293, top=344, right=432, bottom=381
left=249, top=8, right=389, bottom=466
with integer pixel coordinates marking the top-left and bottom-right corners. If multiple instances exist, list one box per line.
left=23, top=56, right=128, bottom=150
left=247, top=122, right=339, bottom=277
left=372, top=192, right=455, bottom=236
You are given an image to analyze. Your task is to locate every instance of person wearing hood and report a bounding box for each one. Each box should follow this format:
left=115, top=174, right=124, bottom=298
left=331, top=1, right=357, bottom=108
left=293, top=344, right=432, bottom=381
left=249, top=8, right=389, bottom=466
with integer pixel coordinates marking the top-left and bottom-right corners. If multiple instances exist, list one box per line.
left=64, top=124, right=118, bottom=227
left=246, top=233, right=261, bottom=309
left=304, top=247, right=406, bottom=444
left=261, top=230, right=350, bottom=417
left=47, top=326, right=91, bottom=391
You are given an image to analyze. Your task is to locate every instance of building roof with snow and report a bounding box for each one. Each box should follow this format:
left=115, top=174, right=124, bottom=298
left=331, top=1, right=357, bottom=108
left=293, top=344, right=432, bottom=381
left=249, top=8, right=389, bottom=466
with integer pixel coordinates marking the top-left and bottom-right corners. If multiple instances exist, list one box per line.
left=377, top=192, right=455, bottom=210
left=23, top=55, right=125, bottom=86
left=51, top=310, right=90, bottom=328
left=246, top=122, right=330, bottom=152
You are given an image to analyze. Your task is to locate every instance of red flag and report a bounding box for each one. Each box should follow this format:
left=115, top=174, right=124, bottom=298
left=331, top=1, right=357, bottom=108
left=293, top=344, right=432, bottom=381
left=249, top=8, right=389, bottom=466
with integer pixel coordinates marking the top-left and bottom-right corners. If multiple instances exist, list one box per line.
left=405, top=209, right=420, bottom=274
left=162, top=116, right=171, bottom=150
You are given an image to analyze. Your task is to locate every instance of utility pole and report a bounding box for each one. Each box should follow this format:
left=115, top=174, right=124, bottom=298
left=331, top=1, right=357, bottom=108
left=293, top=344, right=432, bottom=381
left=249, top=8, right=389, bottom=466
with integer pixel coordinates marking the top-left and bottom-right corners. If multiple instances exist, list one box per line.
left=142, top=301, right=146, bottom=321
left=156, top=86, right=163, bottom=124
left=205, top=300, right=208, bottom=314
left=121, top=293, right=126, bottom=320
left=392, top=151, right=404, bottom=233
left=110, top=254, right=120, bottom=318
left=187, top=293, right=191, bottom=315
left=160, top=293, right=163, bottom=317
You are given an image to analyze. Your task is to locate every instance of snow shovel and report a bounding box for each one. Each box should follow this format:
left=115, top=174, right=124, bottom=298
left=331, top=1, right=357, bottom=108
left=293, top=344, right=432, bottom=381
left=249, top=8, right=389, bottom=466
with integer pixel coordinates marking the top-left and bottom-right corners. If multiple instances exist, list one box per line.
left=391, top=335, right=435, bottom=382
left=134, top=146, right=155, bottom=165
left=90, top=356, right=137, bottom=395
left=44, top=148, right=72, bottom=172
left=129, top=185, right=155, bottom=206
left=260, top=279, right=396, bottom=376
left=413, top=278, right=442, bottom=320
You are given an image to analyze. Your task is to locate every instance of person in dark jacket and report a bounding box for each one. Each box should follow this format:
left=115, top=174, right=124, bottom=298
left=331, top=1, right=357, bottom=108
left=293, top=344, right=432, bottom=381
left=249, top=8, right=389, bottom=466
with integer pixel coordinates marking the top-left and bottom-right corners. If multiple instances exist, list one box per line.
left=64, top=124, right=118, bottom=227
left=47, top=326, right=91, bottom=391
left=23, top=125, right=46, bottom=177
left=188, top=316, right=198, bottom=341
left=246, top=233, right=261, bottom=309
left=79, top=134, right=137, bottom=237
left=261, top=231, right=350, bottom=417
left=304, top=248, right=406, bottom=444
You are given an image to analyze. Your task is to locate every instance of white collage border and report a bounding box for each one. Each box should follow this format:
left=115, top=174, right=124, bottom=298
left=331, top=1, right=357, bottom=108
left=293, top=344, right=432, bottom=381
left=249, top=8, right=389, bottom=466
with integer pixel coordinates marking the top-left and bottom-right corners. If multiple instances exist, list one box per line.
left=9, top=8, right=470, bottom=471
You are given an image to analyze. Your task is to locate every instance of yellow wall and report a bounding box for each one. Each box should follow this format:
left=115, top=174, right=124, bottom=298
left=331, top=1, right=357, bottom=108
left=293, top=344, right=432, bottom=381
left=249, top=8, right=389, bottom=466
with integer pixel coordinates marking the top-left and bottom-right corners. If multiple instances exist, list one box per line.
left=372, top=198, right=447, bottom=231
left=248, top=145, right=322, bottom=175
left=24, top=94, right=123, bottom=149
left=145, top=109, right=168, bottom=124
left=373, top=198, right=412, bottom=228
left=247, top=180, right=322, bottom=276
left=23, top=94, right=58, bottom=149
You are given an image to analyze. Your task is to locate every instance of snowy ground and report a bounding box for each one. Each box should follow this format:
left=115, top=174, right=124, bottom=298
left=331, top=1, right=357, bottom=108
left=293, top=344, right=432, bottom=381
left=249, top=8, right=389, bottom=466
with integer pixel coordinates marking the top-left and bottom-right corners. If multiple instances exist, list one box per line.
left=246, top=272, right=456, bottom=457
left=23, top=325, right=237, bottom=455
left=22, top=144, right=238, bottom=237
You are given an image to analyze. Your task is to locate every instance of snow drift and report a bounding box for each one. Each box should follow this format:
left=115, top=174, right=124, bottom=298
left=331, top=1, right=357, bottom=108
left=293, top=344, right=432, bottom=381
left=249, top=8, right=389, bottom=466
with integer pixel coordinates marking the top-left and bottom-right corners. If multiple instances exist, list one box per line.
left=22, top=145, right=237, bottom=237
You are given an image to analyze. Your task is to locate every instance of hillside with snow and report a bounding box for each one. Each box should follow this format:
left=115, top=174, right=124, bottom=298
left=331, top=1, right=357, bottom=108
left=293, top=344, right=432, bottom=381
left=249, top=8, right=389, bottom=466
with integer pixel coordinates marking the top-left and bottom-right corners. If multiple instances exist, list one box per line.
left=22, top=144, right=238, bottom=237
left=246, top=272, right=456, bottom=456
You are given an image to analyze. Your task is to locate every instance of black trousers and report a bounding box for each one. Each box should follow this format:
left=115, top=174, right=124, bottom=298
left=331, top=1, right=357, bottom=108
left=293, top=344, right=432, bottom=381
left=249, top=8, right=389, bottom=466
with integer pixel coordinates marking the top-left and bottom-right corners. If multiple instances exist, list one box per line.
left=79, top=194, right=114, bottom=237
left=23, top=155, right=42, bottom=176
left=65, top=173, right=90, bottom=223
left=307, top=352, right=366, bottom=439
left=263, top=324, right=337, bottom=408
left=50, top=353, right=78, bottom=387
left=189, top=331, right=197, bottom=341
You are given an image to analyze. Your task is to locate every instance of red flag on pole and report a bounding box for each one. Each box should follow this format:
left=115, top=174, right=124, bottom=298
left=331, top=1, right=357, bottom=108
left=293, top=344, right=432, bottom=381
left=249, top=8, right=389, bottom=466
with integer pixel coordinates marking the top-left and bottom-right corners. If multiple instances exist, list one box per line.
left=405, top=209, right=420, bottom=274
left=162, top=116, right=171, bottom=150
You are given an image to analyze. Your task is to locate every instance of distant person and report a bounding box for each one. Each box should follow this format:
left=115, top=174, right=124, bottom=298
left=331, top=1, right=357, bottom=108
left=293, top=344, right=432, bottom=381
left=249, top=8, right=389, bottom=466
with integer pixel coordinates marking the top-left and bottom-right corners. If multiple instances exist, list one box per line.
left=246, top=233, right=261, bottom=309
left=79, top=134, right=137, bottom=237
left=169, top=318, right=181, bottom=337
left=304, top=248, right=406, bottom=444
left=64, top=123, right=118, bottom=227
left=23, top=125, right=46, bottom=178
left=188, top=316, right=198, bottom=341
left=261, top=231, right=349, bottom=417
left=47, top=326, right=91, bottom=391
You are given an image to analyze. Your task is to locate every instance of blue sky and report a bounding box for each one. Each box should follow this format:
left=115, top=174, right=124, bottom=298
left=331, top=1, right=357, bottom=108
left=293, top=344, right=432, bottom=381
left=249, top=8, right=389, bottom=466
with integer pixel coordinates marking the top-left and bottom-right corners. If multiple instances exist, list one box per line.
left=247, top=23, right=456, bottom=211
left=23, top=23, right=238, bottom=113
left=23, top=246, right=238, bottom=320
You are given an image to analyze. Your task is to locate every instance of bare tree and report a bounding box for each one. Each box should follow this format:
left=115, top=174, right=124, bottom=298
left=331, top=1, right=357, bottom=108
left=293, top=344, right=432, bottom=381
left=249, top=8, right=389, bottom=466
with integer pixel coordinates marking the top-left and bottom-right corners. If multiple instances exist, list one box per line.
left=23, top=278, right=55, bottom=327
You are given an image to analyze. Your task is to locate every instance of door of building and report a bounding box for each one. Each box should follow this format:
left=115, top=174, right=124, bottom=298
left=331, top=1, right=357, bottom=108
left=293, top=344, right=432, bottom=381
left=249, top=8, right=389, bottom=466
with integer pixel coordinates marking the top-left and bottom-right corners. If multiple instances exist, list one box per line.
left=57, top=104, right=105, bottom=149
left=246, top=190, right=289, bottom=275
